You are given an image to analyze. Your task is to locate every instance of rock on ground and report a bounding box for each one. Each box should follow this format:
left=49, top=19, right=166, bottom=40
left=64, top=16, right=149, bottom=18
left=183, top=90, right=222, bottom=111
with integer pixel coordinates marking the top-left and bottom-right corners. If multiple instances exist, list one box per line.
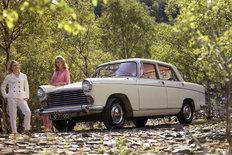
left=0, top=119, right=228, bottom=154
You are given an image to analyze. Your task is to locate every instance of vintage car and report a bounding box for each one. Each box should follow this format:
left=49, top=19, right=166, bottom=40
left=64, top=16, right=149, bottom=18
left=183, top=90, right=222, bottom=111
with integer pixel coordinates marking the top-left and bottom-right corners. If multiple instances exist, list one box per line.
left=36, top=58, right=205, bottom=131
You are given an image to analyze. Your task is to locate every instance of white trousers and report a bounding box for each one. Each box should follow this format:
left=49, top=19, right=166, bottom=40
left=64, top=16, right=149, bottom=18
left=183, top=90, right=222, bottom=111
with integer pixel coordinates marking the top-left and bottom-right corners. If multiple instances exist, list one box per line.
left=8, top=98, right=31, bottom=133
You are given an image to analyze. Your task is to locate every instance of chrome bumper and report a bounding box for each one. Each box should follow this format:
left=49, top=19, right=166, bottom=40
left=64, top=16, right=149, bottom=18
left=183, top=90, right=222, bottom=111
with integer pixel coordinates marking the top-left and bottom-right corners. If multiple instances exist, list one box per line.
left=200, top=104, right=208, bottom=109
left=36, top=105, right=104, bottom=115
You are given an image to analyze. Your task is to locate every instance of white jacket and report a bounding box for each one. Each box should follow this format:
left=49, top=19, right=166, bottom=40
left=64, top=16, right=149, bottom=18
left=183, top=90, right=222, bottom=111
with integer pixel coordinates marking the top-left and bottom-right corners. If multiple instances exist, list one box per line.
left=1, top=72, right=29, bottom=99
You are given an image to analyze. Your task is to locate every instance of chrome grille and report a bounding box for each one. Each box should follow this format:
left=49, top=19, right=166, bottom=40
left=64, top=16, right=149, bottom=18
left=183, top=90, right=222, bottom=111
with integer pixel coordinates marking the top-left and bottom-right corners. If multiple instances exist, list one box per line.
left=47, top=90, right=88, bottom=107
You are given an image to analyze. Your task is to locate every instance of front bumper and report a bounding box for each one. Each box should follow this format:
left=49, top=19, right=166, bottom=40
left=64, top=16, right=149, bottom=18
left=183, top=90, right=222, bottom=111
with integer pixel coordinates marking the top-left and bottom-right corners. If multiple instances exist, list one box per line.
left=200, top=104, right=208, bottom=109
left=36, top=105, right=104, bottom=115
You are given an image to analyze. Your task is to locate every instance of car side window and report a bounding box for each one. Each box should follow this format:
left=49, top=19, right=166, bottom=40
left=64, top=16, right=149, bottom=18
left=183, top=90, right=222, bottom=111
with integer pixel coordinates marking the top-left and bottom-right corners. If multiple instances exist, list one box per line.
left=158, top=65, right=179, bottom=81
left=141, top=63, right=158, bottom=79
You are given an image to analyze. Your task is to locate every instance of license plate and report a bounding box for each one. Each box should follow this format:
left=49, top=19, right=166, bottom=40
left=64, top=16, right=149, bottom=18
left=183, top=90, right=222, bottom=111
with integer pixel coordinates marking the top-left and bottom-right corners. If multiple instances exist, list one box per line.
left=49, top=113, right=69, bottom=120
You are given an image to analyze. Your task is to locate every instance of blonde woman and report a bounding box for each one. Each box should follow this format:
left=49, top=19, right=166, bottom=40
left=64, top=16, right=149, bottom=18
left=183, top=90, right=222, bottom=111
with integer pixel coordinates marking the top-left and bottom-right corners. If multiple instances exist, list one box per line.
left=1, top=60, right=31, bottom=134
left=50, top=55, right=70, bottom=86
left=43, top=56, right=70, bottom=132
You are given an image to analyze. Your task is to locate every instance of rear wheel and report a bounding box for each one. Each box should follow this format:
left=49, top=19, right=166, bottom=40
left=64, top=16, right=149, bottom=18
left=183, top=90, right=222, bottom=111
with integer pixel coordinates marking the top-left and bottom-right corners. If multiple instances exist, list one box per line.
left=102, top=98, right=126, bottom=129
left=177, top=102, right=193, bottom=124
left=53, top=120, right=76, bottom=132
left=133, top=118, right=148, bottom=127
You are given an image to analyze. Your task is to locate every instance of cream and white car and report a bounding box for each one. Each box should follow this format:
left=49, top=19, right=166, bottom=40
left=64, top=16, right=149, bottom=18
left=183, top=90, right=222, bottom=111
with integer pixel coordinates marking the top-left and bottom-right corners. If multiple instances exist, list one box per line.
left=36, top=58, right=205, bottom=131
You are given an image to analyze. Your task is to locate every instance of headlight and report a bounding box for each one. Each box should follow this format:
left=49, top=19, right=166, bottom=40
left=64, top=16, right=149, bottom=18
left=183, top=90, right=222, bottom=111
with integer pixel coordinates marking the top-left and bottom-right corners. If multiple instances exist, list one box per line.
left=37, top=87, right=45, bottom=98
left=82, top=80, right=92, bottom=93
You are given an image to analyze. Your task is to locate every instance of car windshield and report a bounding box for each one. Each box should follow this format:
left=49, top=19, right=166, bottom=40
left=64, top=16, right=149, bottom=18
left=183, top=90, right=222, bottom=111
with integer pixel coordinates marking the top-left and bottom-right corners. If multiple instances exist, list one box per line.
left=92, top=62, right=137, bottom=78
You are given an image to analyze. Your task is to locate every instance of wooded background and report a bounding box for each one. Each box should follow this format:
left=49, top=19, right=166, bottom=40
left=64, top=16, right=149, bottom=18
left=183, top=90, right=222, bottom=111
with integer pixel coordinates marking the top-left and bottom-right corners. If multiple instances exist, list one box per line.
left=0, top=0, right=231, bottom=147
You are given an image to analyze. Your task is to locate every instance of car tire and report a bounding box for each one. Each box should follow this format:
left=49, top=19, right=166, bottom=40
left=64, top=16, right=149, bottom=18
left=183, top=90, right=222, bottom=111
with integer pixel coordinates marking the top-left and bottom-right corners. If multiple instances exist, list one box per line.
left=102, top=98, right=126, bottom=129
left=177, top=102, right=193, bottom=124
left=133, top=118, right=148, bottom=127
left=53, top=120, right=76, bottom=132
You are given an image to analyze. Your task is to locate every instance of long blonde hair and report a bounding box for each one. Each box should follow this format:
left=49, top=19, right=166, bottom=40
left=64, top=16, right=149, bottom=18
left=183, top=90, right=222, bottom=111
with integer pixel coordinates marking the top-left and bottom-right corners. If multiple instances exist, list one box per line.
left=54, top=56, right=69, bottom=71
left=7, top=60, right=20, bottom=74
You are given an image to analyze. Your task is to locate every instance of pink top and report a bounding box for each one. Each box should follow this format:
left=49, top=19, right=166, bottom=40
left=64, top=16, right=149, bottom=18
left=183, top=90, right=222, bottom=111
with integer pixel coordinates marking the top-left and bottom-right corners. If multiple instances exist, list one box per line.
left=50, top=69, right=70, bottom=85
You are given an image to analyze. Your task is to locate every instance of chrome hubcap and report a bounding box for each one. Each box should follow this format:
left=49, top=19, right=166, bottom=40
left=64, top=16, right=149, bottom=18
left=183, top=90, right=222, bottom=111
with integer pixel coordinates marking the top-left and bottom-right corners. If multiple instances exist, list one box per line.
left=183, top=104, right=192, bottom=120
left=111, top=103, right=123, bottom=124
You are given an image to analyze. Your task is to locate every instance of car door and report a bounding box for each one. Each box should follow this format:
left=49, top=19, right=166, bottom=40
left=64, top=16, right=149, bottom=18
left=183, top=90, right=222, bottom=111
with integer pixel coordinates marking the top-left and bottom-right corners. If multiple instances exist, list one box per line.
left=157, top=64, right=184, bottom=109
left=138, top=62, right=168, bottom=110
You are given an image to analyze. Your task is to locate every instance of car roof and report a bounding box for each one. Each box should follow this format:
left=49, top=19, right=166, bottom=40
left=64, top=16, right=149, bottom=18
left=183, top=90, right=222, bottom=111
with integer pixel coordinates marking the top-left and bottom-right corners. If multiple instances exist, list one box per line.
left=98, top=58, right=174, bottom=68
left=96, top=58, right=184, bottom=82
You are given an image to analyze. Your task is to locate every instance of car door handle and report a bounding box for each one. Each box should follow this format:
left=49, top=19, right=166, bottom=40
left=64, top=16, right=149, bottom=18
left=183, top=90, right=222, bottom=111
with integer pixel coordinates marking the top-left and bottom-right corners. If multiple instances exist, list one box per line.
left=159, top=81, right=165, bottom=85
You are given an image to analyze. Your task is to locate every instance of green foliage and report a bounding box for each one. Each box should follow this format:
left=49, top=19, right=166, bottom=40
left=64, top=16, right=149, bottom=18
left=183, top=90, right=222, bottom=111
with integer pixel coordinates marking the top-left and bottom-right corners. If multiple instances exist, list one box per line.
left=116, top=138, right=127, bottom=147
left=153, top=0, right=231, bottom=90
left=54, top=0, right=114, bottom=79
left=140, top=0, right=171, bottom=23
left=0, top=2, right=115, bottom=131
left=167, top=0, right=232, bottom=147
left=151, top=23, right=213, bottom=84
left=153, top=146, right=160, bottom=154
left=99, top=0, right=155, bottom=59
left=97, top=145, right=105, bottom=154
left=115, top=138, right=129, bottom=154
left=21, top=0, right=85, bottom=35
left=0, top=0, right=107, bottom=34
left=152, top=0, right=231, bottom=122
left=169, top=0, right=232, bottom=81
left=1, top=10, right=18, bottom=29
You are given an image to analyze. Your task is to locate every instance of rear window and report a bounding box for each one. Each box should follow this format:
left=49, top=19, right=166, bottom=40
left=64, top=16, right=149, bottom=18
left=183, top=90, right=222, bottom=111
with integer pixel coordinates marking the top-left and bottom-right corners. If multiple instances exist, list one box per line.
left=141, top=63, right=158, bottom=79
left=158, top=65, right=179, bottom=81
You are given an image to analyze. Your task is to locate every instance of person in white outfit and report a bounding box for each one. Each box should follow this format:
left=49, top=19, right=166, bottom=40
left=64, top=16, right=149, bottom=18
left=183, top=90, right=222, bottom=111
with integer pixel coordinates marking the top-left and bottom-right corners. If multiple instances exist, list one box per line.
left=1, top=60, right=31, bottom=134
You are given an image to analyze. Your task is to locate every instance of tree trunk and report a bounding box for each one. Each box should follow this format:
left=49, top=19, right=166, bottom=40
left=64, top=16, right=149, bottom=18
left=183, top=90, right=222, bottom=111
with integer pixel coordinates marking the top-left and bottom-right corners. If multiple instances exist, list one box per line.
left=0, top=100, right=10, bottom=134
left=18, top=110, right=24, bottom=133
left=207, top=80, right=211, bottom=119
left=5, top=46, right=11, bottom=69
left=2, top=36, right=11, bottom=134
left=226, top=81, right=232, bottom=150
left=0, top=107, right=7, bottom=134
left=84, top=56, right=89, bottom=77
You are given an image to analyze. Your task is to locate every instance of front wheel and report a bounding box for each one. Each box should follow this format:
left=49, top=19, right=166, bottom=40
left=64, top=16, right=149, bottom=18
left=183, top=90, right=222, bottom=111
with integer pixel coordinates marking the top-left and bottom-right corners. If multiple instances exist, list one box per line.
left=102, top=98, right=126, bottom=129
left=177, top=102, right=193, bottom=124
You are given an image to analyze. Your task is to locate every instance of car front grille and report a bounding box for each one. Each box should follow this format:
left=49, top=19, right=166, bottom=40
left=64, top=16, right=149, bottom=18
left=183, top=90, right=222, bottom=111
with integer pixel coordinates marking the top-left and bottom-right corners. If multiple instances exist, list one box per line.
left=46, top=89, right=89, bottom=108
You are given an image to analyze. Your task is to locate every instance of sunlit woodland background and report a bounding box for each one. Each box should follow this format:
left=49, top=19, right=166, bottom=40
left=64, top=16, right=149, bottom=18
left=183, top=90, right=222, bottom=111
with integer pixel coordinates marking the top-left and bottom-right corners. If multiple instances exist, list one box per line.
left=0, top=0, right=231, bottom=146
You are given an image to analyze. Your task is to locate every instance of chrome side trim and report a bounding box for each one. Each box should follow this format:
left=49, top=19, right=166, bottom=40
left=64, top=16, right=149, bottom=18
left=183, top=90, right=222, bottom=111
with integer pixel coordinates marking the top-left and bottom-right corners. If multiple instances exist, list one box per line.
left=36, top=105, right=104, bottom=115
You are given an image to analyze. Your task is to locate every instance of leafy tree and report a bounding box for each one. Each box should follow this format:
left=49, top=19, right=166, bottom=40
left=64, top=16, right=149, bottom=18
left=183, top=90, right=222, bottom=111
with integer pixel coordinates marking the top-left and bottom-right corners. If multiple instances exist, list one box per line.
left=0, top=0, right=89, bottom=35
left=15, top=8, right=80, bottom=131
left=99, top=0, right=155, bottom=59
left=152, top=24, right=199, bottom=81
left=0, top=2, right=74, bottom=132
left=140, top=0, right=170, bottom=23
left=54, top=0, right=113, bottom=80
left=95, top=0, right=177, bottom=23
left=151, top=23, right=223, bottom=120
left=0, top=0, right=108, bottom=35
left=0, top=0, right=32, bottom=68
left=0, top=0, right=45, bottom=133
left=168, top=0, right=232, bottom=149
left=0, top=0, right=111, bottom=133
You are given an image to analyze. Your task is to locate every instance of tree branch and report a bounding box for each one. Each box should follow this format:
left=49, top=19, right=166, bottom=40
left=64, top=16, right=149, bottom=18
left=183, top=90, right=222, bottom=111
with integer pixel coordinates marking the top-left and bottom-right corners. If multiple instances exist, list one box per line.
left=0, top=22, right=6, bottom=39
left=2, top=0, right=10, bottom=9
left=0, top=43, right=6, bottom=50
left=10, top=0, right=26, bottom=9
